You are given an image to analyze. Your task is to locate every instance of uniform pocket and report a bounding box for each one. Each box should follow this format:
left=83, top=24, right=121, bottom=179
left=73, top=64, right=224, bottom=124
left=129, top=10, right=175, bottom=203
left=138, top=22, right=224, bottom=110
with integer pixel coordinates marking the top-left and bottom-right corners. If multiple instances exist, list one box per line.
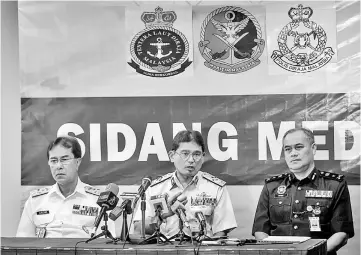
left=269, top=198, right=291, bottom=223
left=32, top=210, right=55, bottom=226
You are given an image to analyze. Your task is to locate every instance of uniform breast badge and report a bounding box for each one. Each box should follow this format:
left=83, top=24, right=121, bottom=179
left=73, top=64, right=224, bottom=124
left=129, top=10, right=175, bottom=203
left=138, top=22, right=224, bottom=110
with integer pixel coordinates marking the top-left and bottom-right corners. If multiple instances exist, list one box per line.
left=198, top=6, right=265, bottom=74
left=128, top=7, right=192, bottom=78
left=275, top=185, right=288, bottom=198
left=271, top=4, right=334, bottom=73
left=35, top=226, right=46, bottom=238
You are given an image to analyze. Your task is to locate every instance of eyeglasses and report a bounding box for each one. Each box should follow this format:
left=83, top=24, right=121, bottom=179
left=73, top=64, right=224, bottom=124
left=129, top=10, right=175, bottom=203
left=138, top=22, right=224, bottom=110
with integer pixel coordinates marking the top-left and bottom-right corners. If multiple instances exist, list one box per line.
left=48, top=157, right=76, bottom=166
left=174, top=151, right=205, bottom=162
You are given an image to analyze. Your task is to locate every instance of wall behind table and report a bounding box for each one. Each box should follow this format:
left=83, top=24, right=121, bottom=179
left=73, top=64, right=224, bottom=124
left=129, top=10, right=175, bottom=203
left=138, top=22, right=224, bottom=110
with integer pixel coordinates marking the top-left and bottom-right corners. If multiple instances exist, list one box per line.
left=1, top=0, right=21, bottom=237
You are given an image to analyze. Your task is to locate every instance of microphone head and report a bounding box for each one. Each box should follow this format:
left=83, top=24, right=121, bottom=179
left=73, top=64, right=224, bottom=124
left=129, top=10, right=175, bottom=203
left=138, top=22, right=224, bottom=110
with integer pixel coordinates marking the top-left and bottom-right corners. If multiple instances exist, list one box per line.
left=142, top=176, right=152, bottom=187
left=105, top=183, right=119, bottom=196
left=177, top=194, right=187, bottom=203
left=195, top=211, right=205, bottom=221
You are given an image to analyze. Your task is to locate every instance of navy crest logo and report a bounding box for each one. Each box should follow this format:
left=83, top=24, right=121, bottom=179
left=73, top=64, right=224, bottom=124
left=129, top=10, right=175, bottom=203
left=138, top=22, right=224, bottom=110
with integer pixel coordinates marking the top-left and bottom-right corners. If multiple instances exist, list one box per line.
left=198, top=6, right=265, bottom=74
left=128, top=7, right=192, bottom=77
left=271, top=4, right=334, bottom=73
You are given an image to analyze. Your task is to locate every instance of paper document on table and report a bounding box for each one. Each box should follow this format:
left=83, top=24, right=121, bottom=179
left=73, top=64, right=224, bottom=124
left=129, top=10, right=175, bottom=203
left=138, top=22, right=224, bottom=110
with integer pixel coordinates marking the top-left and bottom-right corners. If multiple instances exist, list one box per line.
left=260, top=236, right=310, bottom=243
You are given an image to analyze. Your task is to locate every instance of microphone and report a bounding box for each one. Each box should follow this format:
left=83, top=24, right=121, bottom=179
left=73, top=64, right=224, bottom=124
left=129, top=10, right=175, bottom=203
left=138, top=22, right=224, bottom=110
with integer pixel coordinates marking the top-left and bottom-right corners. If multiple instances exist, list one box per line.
left=195, top=211, right=206, bottom=231
left=176, top=208, right=190, bottom=229
left=91, top=183, right=119, bottom=237
left=109, top=199, right=132, bottom=221
left=132, top=176, right=152, bottom=209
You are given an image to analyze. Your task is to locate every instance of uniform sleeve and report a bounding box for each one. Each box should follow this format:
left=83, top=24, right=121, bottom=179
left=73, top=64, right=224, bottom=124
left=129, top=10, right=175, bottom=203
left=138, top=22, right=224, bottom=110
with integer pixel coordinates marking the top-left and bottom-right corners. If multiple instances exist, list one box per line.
left=330, top=180, right=354, bottom=238
left=16, top=197, right=36, bottom=237
left=252, top=183, right=271, bottom=236
left=211, top=186, right=237, bottom=234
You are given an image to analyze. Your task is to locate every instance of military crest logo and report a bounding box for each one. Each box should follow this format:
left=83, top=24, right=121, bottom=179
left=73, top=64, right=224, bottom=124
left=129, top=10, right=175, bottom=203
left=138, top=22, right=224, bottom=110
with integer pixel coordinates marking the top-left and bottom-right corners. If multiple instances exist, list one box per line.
left=128, top=7, right=192, bottom=77
left=271, top=4, right=334, bottom=73
left=198, top=6, right=265, bottom=74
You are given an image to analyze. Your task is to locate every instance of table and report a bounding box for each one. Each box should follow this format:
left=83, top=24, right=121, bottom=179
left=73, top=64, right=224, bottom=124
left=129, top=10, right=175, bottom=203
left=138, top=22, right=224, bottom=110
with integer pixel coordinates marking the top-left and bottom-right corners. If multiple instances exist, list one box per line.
left=1, top=237, right=327, bottom=255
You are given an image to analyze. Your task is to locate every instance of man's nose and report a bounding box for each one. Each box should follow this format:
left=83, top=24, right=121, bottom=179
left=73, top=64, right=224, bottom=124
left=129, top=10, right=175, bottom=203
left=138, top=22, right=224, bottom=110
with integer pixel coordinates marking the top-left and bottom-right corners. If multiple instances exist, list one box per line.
left=290, top=149, right=298, bottom=156
left=54, top=162, right=64, bottom=168
left=186, top=155, right=196, bottom=163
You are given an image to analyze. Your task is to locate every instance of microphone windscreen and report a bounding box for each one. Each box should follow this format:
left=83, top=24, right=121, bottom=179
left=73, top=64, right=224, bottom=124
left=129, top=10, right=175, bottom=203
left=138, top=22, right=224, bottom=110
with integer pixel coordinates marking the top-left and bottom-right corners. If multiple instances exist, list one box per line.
left=142, top=176, right=153, bottom=188
left=105, top=183, right=119, bottom=195
left=177, top=194, right=187, bottom=203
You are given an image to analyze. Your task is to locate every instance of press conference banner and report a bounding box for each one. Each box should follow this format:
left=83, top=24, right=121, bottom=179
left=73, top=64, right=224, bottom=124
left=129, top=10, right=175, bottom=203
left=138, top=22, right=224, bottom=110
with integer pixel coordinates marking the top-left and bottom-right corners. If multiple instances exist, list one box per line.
left=21, top=93, right=360, bottom=186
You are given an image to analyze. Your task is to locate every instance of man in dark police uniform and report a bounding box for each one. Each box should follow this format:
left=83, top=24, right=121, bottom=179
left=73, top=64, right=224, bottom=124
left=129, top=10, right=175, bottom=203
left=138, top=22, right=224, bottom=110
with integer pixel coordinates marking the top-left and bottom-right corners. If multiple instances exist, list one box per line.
left=252, top=128, right=354, bottom=255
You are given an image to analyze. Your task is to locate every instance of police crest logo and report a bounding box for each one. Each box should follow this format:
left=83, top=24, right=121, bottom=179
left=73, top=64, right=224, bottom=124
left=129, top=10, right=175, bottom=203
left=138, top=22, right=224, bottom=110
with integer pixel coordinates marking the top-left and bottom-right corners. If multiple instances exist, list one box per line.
left=271, top=4, right=334, bottom=73
left=128, top=7, right=192, bottom=78
left=277, top=185, right=286, bottom=195
left=198, top=6, right=265, bottom=74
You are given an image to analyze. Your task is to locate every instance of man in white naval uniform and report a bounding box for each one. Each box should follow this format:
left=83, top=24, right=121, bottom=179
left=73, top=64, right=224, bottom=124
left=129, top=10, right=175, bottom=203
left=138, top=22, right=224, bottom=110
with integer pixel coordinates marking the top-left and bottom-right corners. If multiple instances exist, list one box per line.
left=133, top=130, right=237, bottom=239
left=16, top=136, right=117, bottom=238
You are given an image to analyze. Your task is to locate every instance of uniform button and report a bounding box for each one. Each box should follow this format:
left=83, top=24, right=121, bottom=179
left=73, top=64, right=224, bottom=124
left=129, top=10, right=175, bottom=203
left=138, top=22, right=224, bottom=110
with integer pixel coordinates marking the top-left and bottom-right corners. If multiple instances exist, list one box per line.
left=297, top=187, right=301, bottom=191
left=316, top=202, right=320, bottom=206
left=294, top=215, right=298, bottom=218
left=279, top=201, right=283, bottom=205
left=294, top=225, right=298, bottom=230
left=295, top=200, right=299, bottom=204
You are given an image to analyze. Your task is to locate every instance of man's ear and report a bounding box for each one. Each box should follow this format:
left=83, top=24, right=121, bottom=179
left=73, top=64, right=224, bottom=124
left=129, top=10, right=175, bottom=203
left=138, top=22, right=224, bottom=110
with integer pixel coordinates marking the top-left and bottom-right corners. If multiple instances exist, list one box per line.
left=168, top=151, right=175, bottom=162
left=311, top=143, right=317, bottom=155
left=76, top=158, right=82, bottom=168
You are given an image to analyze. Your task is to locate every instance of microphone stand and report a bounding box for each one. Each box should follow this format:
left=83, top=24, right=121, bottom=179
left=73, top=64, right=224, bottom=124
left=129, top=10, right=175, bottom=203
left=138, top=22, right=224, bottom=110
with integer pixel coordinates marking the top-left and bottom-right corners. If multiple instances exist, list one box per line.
left=172, top=212, right=191, bottom=245
left=140, top=193, right=146, bottom=239
left=119, top=208, right=130, bottom=242
left=195, top=222, right=211, bottom=242
left=86, top=213, right=116, bottom=243
left=138, top=206, right=173, bottom=245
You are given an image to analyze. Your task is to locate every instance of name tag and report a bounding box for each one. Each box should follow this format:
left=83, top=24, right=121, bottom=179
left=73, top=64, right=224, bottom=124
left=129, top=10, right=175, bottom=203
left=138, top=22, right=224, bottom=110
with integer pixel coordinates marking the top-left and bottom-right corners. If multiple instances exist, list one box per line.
left=309, top=217, right=321, bottom=232
left=305, top=190, right=333, bottom=198
left=72, top=204, right=98, bottom=216
left=36, top=210, right=50, bottom=215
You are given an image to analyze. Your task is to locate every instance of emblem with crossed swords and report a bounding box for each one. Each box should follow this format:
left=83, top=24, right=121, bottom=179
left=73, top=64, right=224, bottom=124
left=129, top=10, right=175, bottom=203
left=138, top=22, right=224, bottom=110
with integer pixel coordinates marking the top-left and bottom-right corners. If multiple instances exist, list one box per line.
left=210, top=11, right=252, bottom=63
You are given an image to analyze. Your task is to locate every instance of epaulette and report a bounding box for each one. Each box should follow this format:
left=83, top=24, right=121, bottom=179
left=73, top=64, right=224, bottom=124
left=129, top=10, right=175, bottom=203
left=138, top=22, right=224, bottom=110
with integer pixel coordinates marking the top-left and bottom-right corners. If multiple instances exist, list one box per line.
left=319, top=171, right=344, bottom=182
left=30, top=187, right=50, bottom=198
left=84, top=186, right=100, bottom=196
left=265, top=173, right=289, bottom=183
left=202, top=172, right=226, bottom=187
left=150, top=173, right=172, bottom=187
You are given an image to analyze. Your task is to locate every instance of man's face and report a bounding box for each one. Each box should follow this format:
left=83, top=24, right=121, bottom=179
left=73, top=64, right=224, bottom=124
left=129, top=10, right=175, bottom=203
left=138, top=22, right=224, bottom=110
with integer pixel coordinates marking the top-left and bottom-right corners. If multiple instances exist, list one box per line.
left=48, top=145, right=81, bottom=186
left=169, top=141, right=204, bottom=179
left=283, top=130, right=316, bottom=173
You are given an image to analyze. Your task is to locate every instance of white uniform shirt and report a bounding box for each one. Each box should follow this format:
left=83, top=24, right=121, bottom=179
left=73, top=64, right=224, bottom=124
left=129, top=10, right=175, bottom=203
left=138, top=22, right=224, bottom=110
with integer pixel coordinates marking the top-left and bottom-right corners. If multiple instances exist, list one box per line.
left=133, top=171, right=237, bottom=238
left=16, top=179, right=116, bottom=238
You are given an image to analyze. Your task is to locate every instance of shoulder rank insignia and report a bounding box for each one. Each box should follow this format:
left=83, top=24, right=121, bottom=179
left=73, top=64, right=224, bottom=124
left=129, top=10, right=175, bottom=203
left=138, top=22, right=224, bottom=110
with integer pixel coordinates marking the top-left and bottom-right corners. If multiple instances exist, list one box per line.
left=202, top=172, right=226, bottom=187
left=150, top=173, right=172, bottom=187
left=31, top=187, right=50, bottom=198
left=84, top=186, right=100, bottom=196
left=265, top=173, right=289, bottom=183
left=319, top=171, right=344, bottom=182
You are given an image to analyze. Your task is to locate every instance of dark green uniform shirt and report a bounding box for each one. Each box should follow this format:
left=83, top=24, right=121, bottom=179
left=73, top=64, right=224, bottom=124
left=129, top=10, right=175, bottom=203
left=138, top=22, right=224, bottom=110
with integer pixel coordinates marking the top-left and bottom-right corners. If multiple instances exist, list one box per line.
left=252, top=168, right=354, bottom=250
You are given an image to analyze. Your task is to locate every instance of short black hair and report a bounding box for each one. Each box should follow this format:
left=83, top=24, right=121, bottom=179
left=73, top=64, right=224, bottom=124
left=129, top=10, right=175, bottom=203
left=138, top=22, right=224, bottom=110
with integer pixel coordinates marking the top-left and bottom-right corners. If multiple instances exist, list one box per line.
left=47, top=136, right=82, bottom=159
left=171, top=130, right=205, bottom=152
left=282, top=127, right=315, bottom=145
